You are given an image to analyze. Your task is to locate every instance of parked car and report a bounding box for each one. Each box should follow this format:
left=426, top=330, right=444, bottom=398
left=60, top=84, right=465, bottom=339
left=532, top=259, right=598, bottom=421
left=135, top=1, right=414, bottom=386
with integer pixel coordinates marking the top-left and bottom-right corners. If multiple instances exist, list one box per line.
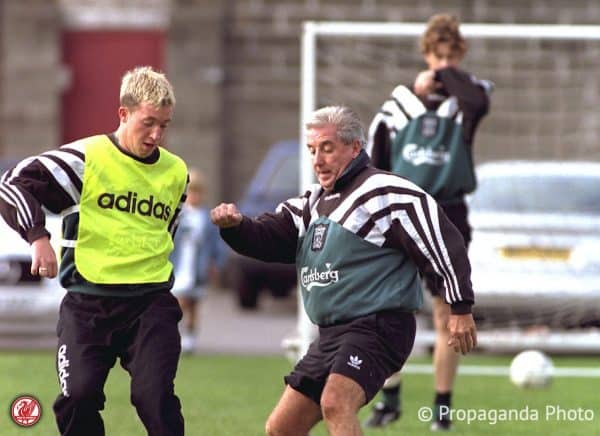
left=0, top=159, right=64, bottom=347
left=226, top=140, right=299, bottom=309
left=467, top=160, right=600, bottom=329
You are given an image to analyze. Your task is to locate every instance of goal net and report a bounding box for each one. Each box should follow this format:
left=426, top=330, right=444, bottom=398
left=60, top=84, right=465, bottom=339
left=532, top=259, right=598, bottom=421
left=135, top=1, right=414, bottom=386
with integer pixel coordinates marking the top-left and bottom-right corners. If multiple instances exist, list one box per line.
left=288, top=21, right=600, bottom=357
left=301, top=22, right=600, bottom=173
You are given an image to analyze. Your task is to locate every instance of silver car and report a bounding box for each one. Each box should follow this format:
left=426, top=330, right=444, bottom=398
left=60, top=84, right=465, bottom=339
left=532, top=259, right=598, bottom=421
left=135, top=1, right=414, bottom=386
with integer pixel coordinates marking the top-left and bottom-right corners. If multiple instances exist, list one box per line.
left=0, top=160, right=64, bottom=348
left=468, top=161, right=600, bottom=329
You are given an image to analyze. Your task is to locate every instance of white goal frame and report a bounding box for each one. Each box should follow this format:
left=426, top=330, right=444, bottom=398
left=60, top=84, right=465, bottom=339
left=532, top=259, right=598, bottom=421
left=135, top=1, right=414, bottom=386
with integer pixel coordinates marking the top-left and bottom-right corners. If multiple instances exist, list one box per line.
left=287, top=21, right=600, bottom=360
left=300, top=21, right=600, bottom=190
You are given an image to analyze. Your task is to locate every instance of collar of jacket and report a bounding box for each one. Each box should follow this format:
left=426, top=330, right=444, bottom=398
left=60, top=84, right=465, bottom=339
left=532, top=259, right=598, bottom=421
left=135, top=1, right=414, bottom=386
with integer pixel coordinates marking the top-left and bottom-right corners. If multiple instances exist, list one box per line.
left=108, top=132, right=160, bottom=164
left=331, top=149, right=370, bottom=192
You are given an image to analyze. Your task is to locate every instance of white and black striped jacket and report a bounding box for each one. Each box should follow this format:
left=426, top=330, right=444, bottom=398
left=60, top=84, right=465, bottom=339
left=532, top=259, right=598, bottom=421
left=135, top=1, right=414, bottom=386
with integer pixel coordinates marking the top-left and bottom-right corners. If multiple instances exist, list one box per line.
left=0, top=134, right=187, bottom=295
left=220, top=150, right=474, bottom=314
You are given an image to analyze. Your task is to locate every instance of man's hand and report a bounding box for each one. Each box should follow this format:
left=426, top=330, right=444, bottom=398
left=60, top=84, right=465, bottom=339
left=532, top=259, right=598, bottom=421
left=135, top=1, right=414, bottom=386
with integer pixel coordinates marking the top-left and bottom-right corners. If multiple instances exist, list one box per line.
left=31, top=236, right=58, bottom=278
left=210, top=203, right=243, bottom=228
left=413, top=69, right=440, bottom=97
left=447, top=313, right=477, bottom=355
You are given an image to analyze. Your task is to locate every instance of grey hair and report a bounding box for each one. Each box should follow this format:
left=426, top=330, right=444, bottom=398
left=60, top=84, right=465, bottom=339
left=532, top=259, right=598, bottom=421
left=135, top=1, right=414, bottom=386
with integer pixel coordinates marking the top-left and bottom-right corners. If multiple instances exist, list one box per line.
left=306, top=105, right=366, bottom=147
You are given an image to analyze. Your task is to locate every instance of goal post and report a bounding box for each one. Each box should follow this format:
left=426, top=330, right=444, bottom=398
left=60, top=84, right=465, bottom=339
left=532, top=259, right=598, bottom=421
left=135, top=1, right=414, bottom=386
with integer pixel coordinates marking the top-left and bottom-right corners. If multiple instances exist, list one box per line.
left=287, top=21, right=600, bottom=360
left=300, top=21, right=600, bottom=191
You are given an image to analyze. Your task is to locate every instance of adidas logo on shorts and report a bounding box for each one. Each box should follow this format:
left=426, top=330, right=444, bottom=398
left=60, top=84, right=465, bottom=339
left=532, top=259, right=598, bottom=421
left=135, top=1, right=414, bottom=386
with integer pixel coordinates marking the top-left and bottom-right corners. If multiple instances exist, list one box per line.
left=347, top=354, right=362, bottom=370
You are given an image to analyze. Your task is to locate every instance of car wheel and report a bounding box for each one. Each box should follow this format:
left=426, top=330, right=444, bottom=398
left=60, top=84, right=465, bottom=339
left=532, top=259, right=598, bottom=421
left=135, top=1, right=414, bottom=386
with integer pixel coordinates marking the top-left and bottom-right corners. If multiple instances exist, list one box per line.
left=237, top=278, right=260, bottom=309
left=271, top=283, right=294, bottom=298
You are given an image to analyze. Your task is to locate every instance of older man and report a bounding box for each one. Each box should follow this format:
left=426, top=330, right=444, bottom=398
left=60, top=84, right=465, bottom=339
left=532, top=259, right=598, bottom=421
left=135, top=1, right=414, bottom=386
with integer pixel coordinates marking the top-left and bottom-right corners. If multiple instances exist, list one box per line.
left=211, top=105, right=477, bottom=436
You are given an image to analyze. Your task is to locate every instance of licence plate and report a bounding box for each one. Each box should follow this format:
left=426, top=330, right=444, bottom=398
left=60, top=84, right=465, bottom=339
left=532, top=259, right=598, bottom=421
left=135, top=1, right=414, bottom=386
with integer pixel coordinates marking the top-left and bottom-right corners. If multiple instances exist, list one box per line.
left=498, top=247, right=571, bottom=261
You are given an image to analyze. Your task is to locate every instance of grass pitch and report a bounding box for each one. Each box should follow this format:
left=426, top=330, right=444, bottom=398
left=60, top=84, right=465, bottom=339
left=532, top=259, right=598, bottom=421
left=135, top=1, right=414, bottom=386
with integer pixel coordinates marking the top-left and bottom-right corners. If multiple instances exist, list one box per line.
left=1, top=351, right=598, bottom=435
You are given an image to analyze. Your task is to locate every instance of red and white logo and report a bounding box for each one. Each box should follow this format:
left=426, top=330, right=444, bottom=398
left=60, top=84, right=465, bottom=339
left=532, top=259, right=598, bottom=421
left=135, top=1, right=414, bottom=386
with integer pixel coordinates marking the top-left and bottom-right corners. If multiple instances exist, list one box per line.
left=10, top=395, right=41, bottom=427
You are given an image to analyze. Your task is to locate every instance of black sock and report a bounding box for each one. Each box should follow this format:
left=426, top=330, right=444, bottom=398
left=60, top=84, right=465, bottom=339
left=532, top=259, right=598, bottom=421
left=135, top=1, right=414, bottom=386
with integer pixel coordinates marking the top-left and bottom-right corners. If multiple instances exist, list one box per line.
left=433, top=391, right=452, bottom=422
left=381, top=383, right=401, bottom=410
left=434, top=391, right=452, bottom=408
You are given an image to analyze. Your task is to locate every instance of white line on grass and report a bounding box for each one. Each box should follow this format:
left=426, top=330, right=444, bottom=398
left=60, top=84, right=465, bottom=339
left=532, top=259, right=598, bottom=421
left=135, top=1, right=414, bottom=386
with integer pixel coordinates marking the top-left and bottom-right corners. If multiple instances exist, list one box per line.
left=403, top=364, right=600, bottom=378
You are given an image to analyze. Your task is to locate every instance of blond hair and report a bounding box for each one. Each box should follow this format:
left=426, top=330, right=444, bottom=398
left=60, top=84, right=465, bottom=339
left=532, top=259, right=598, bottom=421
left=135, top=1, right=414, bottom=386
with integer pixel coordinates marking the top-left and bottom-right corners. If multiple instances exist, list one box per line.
left=119, top=66, right=176, bottom=109
left=420, top=14, right=467, bottom=57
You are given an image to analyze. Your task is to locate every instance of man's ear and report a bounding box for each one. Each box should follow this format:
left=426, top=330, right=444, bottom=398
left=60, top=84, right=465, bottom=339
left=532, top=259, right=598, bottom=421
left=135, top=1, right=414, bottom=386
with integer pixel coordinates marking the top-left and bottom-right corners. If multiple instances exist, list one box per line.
left=352, top=140, right=362, bottom=158
left=118, top=106, right=129, bottom=123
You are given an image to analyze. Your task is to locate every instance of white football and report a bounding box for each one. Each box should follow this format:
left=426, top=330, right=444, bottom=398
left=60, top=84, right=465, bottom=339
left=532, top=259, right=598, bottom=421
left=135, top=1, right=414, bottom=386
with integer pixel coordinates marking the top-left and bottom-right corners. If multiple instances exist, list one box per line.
left=509, top=350, right=554, bottom=389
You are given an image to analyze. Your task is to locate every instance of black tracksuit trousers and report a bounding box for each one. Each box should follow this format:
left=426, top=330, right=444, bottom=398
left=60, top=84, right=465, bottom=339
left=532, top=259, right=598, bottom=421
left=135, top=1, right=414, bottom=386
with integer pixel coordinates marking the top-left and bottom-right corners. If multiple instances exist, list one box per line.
left=53, top=291, right=184, bottom=436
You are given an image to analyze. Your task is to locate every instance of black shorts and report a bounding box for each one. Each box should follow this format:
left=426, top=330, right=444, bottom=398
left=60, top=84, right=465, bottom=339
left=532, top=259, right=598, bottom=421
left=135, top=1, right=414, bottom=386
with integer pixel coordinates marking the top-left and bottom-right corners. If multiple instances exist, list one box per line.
left=284, top=309, right=416, bottom=405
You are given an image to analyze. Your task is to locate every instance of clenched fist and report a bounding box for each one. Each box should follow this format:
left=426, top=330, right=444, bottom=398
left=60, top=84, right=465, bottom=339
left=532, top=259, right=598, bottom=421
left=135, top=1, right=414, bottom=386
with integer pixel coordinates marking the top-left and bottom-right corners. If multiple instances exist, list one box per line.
left=210, top=203, right=243, bottom=228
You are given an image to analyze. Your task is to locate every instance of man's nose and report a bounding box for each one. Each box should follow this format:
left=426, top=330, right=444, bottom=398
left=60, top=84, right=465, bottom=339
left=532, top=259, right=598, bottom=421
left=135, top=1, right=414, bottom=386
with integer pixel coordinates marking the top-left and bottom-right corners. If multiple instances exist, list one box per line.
left=438, top=58, right=450, bottom=68
left=312, top=149, right=323, bottom=164
left=149, top=126, right=163, bottom=141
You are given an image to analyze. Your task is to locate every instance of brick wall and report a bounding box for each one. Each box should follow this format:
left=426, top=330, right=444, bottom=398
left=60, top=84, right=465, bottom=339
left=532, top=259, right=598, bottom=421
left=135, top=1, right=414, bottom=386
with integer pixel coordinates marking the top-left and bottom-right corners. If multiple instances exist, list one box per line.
left=1, top=0, right=600, bottom=203
left=1, top=0, right=62, bottom=158
left=167, top=0, right=225, bottom=202
left=221, top=0, right=600, bottom=199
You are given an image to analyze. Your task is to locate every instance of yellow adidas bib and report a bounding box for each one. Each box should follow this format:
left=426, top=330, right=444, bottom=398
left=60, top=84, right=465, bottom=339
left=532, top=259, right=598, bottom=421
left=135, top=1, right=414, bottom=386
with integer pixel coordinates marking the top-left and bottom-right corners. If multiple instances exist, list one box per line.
left=76, top=135, right=187, bottom=284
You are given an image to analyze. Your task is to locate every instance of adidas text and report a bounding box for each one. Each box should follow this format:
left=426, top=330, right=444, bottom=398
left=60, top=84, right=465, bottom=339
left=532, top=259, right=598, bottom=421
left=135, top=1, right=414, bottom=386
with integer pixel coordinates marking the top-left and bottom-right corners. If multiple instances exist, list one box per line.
left=97, top=191, right=171, bottom=221
left=58, top=344, right=70, bottom=396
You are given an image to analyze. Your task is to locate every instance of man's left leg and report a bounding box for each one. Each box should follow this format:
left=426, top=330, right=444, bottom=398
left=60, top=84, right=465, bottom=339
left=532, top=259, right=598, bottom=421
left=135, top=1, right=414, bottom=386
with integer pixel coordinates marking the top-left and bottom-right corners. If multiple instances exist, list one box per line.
left=265, top=385, right=322, bottom=436
left=431, top=296, right=460, bottom=431
left=122, top=292, right=184, bottom=436
left=178, top=296, right=197, bottom=354
left=321, top=374, right=365, bottom=436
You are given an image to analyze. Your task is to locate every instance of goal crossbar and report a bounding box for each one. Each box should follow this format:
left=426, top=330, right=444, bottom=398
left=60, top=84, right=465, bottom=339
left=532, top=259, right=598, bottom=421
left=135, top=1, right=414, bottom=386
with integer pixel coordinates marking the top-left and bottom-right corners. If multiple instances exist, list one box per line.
left=300, top=21, right=600, bottom=189
left=292, top=21, right=600, bottom=360
left=304, top=21, right=600, bottom=39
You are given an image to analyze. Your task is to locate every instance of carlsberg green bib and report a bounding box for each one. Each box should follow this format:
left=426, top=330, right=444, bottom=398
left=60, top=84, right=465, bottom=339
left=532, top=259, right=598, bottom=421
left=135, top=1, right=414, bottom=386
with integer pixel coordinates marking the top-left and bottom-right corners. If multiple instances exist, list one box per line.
left=296, top=217, right=422, bottom=326
left=76, top=136, right=187, bottom=284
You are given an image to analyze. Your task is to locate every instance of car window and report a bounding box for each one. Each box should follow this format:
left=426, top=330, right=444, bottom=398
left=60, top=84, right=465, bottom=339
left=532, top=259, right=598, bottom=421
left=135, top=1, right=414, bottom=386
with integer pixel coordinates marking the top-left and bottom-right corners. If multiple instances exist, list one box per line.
left=0, top=159, right=20, bottom=179
left=263, top=154, right=298, bottom=196
left=471, top=174, right=600, bottom=214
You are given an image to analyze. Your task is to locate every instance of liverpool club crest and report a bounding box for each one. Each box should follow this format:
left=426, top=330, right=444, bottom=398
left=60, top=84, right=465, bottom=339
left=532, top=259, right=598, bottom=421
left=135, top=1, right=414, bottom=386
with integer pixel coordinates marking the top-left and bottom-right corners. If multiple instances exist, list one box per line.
left=311, top=224, right=329, bottom=251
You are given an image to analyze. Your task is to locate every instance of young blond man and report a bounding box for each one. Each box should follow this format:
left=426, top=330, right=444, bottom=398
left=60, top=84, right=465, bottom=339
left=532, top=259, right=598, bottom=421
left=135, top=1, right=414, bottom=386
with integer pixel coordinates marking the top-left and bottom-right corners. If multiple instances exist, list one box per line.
left=0, top=66, right=188, bottom=435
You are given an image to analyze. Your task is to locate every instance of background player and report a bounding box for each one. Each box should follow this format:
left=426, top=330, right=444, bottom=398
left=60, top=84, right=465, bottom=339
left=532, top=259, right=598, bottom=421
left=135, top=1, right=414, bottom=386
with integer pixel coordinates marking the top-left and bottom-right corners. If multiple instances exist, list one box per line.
left=364, top=13, right=492, bottom=431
